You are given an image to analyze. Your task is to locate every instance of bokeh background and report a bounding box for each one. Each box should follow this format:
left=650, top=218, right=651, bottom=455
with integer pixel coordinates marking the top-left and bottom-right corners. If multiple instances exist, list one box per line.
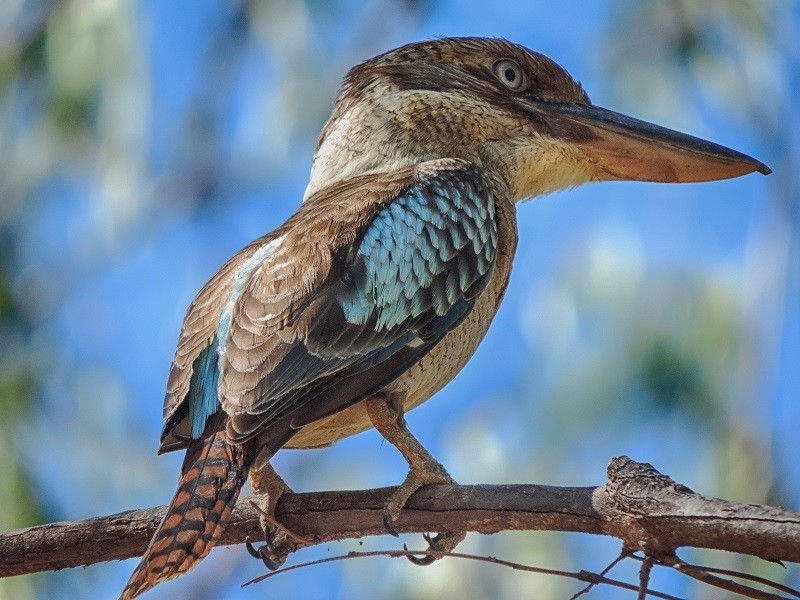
left=1, top=1, right=798, bottom=598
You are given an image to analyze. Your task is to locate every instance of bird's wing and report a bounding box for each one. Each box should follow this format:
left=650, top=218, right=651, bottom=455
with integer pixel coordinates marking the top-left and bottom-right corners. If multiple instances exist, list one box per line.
left=159, top=236, right=282, bottom=452
left=157, top=170, right=417, bottom=453
left=219, top=159, right=499, bottom=448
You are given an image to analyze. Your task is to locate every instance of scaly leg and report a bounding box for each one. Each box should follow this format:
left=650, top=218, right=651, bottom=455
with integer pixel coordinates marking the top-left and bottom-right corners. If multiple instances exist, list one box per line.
left=365, top=394, right=466, bottom=564
left=247, top=462, right=303, bottom=570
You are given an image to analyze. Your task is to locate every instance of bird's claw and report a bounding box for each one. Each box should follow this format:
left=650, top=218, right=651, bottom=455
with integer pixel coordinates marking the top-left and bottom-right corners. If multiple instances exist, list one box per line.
left=245, top=536, right=260, bottom=559
left=383, top=510, right=457, bottom=566
left=407, top=553, right=438, bottom=566
left=245, top=535, right=288, bottom=570
left=403, top=532, right=459, bottom=566
left=245, top=521, right=297, bottom=571
left=423, top=532, right=444, bottom=550
left=403, top=543, right=437, bottom=566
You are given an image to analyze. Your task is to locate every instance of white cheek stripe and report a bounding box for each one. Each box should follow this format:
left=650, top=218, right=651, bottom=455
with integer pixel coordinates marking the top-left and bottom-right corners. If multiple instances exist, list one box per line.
left=216, top=234, right=287, bottom=360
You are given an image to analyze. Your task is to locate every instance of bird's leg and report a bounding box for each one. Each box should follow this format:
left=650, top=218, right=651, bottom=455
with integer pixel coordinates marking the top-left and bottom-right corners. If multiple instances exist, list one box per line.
left=247, top=462, right=300, bottom=570
left=365, top=394, right=466, bottom=564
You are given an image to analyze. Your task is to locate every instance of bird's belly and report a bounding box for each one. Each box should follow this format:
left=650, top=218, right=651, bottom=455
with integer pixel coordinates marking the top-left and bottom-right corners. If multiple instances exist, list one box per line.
left=286, top=256, right=512, bottom=450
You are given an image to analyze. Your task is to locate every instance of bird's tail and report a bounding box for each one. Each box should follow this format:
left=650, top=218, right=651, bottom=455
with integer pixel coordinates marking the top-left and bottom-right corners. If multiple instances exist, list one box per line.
left=120, top=413, right=247, bottom=599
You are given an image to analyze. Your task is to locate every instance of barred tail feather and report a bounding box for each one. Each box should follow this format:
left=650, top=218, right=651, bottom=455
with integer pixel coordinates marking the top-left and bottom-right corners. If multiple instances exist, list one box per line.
left=121, top=413, right=247, bottom=599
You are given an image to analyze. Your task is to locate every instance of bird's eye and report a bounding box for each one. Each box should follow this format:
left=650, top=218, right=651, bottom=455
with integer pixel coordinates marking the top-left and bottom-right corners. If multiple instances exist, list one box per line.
left=492, top=59, right=526, bottom=91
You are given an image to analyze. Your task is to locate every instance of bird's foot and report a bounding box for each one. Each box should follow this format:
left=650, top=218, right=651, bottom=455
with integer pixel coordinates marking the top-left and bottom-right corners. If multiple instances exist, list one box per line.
left=382, top=461, right=451, bottom=535
left=382, top=463, right=465, bottom=564
left=365, top=394, right=467, bottom=564
left=248, top=462, right=305, bottom=570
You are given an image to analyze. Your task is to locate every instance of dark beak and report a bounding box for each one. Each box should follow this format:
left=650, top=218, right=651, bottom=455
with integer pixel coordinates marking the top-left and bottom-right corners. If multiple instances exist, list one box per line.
left=540, top=102, right=771, bottom=183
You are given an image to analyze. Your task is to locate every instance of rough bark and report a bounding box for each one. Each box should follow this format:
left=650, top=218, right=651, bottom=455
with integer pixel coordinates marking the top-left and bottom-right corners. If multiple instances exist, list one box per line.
left=1, top=456, right=798, bottom=578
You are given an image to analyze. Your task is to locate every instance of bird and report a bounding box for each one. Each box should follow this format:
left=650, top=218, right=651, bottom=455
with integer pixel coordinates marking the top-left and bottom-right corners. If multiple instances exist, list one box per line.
left=121, top=36, right=770, bottom=598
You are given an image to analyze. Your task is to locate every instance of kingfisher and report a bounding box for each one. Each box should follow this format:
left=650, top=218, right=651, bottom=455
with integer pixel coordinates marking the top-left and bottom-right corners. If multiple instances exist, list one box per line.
left=122, top=37, right=769, bottom=598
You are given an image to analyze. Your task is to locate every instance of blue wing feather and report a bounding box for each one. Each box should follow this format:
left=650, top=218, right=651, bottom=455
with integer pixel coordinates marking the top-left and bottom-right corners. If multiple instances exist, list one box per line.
left=187, top=342, right=221, bottom=439
left=340, top=177, right=496, bottom=334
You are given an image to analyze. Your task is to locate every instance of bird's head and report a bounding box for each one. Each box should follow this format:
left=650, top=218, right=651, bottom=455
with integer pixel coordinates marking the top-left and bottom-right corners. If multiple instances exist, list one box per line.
left=305, top=37, right=769, bottom=201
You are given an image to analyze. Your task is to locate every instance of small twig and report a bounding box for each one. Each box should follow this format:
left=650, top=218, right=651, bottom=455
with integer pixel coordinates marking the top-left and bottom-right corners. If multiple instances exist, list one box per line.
left=638, top=554, right=656, bottom=600
left=247, top=500, right=309, bottom=548
left=681, top=566, right=800, bottom=598
left=665, top=556, right=793, bottom=600
left=569, top=548, right=632, bottom=600
left=242, top=548, right=683, bottom=599
left=629, top=553, right=800, bottom=599
left=676, top=564, right=787, bottom=600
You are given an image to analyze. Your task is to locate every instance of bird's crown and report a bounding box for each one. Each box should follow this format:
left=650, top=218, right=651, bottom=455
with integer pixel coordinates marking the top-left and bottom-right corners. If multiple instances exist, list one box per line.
left=338, top=37, right=589, bottom=110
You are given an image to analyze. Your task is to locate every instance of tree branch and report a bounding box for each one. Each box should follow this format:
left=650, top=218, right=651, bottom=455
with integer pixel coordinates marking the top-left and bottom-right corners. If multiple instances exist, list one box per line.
left=1, top=456, right=798, bottom=579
